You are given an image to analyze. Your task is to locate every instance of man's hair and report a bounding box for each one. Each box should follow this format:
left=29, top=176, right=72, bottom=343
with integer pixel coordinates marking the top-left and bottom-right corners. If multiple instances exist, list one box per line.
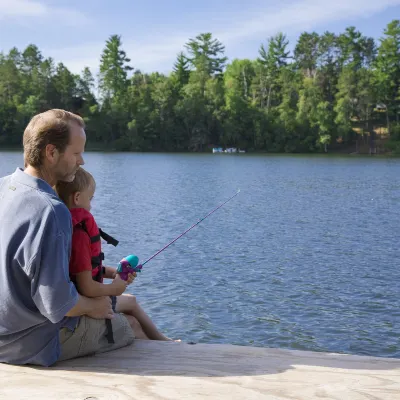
left=55, top=167, right=96, bottom=208
left=23, top=109, right=85, bottom=168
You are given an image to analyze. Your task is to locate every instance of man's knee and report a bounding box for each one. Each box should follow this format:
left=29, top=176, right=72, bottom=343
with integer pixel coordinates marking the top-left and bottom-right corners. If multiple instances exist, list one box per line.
left=59, top=314, right=134, bottom=362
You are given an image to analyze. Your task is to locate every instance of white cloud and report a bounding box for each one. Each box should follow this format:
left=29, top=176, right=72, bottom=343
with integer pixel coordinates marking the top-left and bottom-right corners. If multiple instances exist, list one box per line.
left=43, top=0, right=400, bottom=75
left=215, top=0, right=400, bottom=43
left=0, top=0, right=46, bottom=17
left=43, top=35, right=189, bottom=75
left=0, top=0, right=90, bottom=25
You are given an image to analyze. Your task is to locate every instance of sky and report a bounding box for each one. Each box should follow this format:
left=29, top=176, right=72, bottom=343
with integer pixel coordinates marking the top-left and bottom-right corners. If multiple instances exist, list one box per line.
left=0, top=0, right=399, bottom=76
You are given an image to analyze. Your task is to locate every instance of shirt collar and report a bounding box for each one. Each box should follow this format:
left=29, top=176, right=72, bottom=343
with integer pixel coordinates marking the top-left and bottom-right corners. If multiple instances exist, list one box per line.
left=11, top=167, right=57, bottom=196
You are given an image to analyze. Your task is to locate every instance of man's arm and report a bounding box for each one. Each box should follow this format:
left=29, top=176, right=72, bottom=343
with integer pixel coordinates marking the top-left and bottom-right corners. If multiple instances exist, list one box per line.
left=31, top=226, right=80, bottom=323
left=65, top=294, right=114, bottom=319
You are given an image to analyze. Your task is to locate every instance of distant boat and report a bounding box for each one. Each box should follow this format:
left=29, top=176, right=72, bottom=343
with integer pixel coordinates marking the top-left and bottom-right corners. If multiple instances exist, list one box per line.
left=212, top=147, right=246, bottom=154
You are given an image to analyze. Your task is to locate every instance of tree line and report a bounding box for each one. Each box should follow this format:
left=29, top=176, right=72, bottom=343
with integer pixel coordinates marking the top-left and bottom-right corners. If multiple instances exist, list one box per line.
left=0, top=20, right=399, bottom=153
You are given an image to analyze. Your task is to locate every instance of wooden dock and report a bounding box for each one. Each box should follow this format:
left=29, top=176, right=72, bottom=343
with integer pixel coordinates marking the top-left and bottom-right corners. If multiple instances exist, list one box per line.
left=0, top=340, right=399, bottom=399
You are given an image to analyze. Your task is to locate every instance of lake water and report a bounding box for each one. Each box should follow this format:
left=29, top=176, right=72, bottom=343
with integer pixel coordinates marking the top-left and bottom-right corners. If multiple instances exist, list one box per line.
left=1, top=151, right=399, bottom=359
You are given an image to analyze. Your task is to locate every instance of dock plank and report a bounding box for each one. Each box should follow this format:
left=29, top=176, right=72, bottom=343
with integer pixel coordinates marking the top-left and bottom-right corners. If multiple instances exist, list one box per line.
left=0, top=341, right=399, bottom=399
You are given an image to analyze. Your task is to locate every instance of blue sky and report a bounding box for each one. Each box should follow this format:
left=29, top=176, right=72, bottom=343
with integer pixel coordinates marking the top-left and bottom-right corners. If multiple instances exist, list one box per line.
left=0, top=0, right=399, bottom=76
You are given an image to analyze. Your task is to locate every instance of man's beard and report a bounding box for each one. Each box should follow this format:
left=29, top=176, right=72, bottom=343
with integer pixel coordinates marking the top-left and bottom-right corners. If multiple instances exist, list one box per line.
left=56, top=165, right=79, bottom=183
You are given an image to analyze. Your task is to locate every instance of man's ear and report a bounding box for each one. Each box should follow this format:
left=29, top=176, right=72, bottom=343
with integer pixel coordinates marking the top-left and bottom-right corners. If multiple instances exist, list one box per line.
left=44, top=144, right=59, bottom=165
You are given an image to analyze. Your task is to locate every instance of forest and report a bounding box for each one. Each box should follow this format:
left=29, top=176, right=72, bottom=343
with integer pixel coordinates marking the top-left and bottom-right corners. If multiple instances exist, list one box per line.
left=0, top=19, right=399, bottom=154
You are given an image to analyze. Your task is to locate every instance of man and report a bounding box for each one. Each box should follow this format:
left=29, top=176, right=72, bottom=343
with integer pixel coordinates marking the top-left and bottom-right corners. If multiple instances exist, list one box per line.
left=0, top=109, right=145, bottom=367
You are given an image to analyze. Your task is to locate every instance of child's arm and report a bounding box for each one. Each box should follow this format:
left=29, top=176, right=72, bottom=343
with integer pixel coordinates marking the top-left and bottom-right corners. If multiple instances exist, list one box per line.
left=69, top=229, right=128, bottom=298
left=102, top=266, right=117, bottom=280
left=74, top=270, right=127, bottom=298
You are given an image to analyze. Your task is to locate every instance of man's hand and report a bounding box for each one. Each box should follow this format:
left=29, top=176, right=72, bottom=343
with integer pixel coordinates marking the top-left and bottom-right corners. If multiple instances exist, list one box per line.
left=86, top=296, right=114, bottom=319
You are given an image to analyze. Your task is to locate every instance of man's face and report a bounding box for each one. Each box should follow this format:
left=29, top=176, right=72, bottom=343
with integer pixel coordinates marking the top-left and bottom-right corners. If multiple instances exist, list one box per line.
left=55, top=122, right=86, bottom=183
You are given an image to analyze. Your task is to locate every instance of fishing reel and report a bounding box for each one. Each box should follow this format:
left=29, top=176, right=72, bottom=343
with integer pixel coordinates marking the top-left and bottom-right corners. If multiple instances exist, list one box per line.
left=117, top=254, right=143, bottom=281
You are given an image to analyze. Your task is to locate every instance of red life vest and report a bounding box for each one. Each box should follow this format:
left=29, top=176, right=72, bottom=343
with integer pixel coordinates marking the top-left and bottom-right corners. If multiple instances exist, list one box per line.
left=70, top=208, right=119, bottom=282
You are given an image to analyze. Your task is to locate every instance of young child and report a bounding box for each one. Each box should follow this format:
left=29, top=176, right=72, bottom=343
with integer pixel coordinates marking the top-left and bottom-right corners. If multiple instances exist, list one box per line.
left=55, top=167, right=172, bottom=341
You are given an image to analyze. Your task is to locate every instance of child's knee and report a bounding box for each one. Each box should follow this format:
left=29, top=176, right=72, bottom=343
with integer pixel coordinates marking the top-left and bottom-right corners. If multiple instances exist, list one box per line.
left=125, top=294, right=137, bottom=307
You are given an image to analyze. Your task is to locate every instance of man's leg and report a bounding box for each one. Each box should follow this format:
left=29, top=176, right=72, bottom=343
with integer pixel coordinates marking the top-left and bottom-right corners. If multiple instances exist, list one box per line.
left=115, top=294, right=172, bottom=341
left=58, top=313, right=136, bottom=362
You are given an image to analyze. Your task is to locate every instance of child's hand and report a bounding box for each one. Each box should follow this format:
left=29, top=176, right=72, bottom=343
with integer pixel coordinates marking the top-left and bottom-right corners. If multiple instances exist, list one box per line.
left=126, top=272, right=137, bottom=285
left=111, top=274, right=128, bottom=296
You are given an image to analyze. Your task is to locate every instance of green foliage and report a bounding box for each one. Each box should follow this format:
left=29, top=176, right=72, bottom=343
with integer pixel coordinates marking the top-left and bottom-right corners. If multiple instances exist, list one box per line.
left=185, top=33, right=227, bottom=76
left=373, top=20, right=400, bottom=130
left=99, top=34, right=133, bottom=99
left=1, top=22, right=400, bottom=153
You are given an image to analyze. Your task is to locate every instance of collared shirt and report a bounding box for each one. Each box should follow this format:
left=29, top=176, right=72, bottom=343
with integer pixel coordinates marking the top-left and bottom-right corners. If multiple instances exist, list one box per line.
left=0, top=168, right=79, bottom=366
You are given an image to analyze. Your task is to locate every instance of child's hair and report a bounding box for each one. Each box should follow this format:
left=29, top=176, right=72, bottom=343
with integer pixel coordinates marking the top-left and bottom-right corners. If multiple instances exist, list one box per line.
left=55, top=167, right=96, bottom=208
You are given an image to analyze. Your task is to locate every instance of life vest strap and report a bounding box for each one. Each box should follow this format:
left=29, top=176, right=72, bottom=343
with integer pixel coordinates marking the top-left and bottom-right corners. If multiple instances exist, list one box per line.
left=75, top=221, right=119, bottom=247
left=91, top=253, right=104, bottom=267
left=99, top=228, right=119, bottom=247
left=90, top=234, right=101, bottom=243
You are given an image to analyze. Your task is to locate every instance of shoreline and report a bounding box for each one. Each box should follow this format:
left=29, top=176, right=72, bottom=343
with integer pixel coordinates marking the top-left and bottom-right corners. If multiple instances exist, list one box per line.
left=0, top=145, right=398, bottom=157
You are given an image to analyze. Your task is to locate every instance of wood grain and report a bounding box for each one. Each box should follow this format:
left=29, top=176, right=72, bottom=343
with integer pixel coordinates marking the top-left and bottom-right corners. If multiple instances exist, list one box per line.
left=0, top=340, right=399, bottom=399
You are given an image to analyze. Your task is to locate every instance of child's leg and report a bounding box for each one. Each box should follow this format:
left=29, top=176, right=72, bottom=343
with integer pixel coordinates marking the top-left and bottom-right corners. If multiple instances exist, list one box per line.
left=115, top=294, right=172, bottom=341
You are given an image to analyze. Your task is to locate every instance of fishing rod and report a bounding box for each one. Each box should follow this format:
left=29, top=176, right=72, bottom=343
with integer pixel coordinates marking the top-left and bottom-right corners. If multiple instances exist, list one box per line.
left=117, top=189, right=240, bottom=280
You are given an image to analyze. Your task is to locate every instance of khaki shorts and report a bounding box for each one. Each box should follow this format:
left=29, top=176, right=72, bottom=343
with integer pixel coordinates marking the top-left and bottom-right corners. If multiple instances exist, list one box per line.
left=58, top=313, right=135, bottom=362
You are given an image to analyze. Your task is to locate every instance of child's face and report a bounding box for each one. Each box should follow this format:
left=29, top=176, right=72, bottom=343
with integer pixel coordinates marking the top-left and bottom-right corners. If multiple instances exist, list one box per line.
left=73, top=186, right=95, bottom=211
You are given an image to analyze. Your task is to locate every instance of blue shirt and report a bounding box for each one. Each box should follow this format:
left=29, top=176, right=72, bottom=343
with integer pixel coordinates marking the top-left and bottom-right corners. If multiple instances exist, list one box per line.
left=0, top=168, right=79, bottom=366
